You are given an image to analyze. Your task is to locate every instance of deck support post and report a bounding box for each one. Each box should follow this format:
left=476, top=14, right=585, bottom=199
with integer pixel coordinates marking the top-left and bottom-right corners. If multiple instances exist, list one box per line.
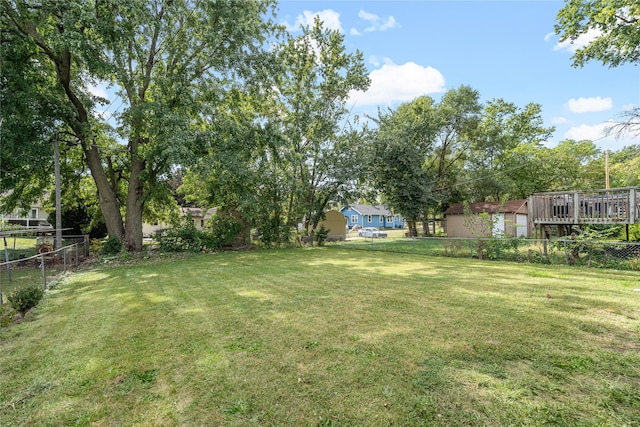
left=629, top=188, right=636, bottom=224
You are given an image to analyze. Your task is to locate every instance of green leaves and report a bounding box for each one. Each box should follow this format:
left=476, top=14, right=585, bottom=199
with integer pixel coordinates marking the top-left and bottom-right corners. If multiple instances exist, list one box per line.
left=555, top=0, right=640, bottom=67
left=2, top=0, right=279, bottom=250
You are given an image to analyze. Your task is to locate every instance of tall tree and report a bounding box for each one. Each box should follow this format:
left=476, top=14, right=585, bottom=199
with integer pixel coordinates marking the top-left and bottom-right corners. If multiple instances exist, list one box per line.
left=555, top=0, right=640, bottom=68
left=180, top=18, right=369, bottom=245
left=179, top=89, right=285, bottom=245
left=2, top=0, right=277, bottom=250
left=371, top=132, right=433, bottom=237
left=466, top=100, right=554, bottom=200
left=370, top=96, right=440, bottom=236
left=368, top=87, right=481, bottom=235
left=273, top=17, right=370, bottom=234
left=424, top=86, right=482, bottom=213
left=610, top=144, right=640, bottom=187
left=0, top=18, right=68, bottom=212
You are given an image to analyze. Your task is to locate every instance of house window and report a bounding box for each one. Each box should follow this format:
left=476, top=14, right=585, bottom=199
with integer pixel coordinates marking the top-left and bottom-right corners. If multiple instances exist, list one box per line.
left=351, top=215, right=358, bottom=223
left=379, top=215, right=384, bottom=223
left=200, top=220, right=205, bottom=228
left=387, top=215, right=393, bottom=223
left=367, top=215, right=372, bottom=223
left=30, top=208, right=38, bottom=219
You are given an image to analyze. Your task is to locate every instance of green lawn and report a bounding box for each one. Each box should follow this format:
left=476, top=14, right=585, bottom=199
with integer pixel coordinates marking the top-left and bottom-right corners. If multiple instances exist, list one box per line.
left=1, top=237, right=38, bottom=260
left=1, top=248, right=639, bottom=426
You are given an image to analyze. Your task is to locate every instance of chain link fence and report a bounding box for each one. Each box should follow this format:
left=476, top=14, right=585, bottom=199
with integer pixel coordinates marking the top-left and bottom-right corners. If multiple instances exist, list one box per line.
left=0, top=235, right=90, bottom=306
left=339, top=236, right=640, bottom=271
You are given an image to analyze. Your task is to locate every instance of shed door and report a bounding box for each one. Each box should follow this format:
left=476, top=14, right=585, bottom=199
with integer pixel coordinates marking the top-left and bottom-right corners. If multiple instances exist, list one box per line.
left=516, top=214, right=528, bottom=237
left=492, top=213, right=505, bottom=236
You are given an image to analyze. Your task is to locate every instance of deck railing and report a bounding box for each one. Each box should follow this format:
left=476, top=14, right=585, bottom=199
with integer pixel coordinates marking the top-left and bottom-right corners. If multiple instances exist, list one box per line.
left=529, top=187, right=638, bottom=225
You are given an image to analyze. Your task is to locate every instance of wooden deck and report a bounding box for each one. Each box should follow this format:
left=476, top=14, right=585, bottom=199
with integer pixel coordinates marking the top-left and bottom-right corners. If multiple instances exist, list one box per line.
left=529, top=187, right=639, bottom=225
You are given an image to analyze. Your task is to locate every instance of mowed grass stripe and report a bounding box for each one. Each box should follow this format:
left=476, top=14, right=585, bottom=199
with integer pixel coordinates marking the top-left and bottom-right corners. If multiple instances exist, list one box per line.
left=1, top=248, right=639, bottom=426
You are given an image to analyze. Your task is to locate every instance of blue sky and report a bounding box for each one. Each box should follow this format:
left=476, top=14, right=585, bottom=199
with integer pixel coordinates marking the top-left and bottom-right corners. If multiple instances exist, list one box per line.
left=277, top=0, right=640, bottom=152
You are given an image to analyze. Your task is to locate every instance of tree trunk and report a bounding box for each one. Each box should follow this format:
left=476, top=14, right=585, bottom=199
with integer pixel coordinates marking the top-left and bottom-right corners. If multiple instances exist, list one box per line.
left=124, top=157, right=146, bottom=251
left=55, top=50, right=125, bottom=241
left=407, top=220, right=418, bottom=237
left=421, top=220, right=431, bottom=237
left=84, top=145, right=125, bottom=240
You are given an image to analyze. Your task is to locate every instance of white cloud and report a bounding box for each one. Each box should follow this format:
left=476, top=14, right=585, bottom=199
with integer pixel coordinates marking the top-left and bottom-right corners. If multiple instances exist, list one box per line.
left=554, top=28, right=601, bottom=52
left=353, top=9, right=398, bottom=34
left=567, top=96, right=613, bottom=113
left=348, top=60, right=446, bottom=107
left=350, top=28, right=361, bottom=36
left=552, top=116, right=569, bottom=125
left=358, top=10, right=379, bottom=22
left=565, top=121, right=637, bottom=150
left=380, top=16, right=397, bottom=31
left=285, top=9, right=343, bottom=32
left=565, top=122, right=609, bottom=141
left=87, top=82, right=109, bottom=99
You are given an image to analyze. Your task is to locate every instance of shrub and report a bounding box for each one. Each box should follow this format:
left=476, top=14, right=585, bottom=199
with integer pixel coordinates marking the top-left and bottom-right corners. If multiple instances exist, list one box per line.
left=206, top=215, right=242, bottom=249
left=1, top=304, right=16, bottom=327
left=8, top=286, right=45, bottom=317
left=153, top=216, right=208, bottom=252
left=314, top=225, right=330, bottom=246
left=256, top=216, right=291, bottom=247
left=101, top=235, right=123, bottom=256
left=481, top=238, right=525, bottom=260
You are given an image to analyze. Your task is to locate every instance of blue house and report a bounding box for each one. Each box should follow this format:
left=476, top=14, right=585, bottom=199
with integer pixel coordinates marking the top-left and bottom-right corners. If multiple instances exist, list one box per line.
left=340, top=204, right=405, bottom=229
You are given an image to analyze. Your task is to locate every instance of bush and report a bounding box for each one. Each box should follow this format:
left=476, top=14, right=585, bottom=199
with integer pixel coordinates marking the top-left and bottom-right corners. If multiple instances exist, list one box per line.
left=314, top=225, right=330, bottom=246
left=8, top=286, right=44, bottom=317
left=154, top=215, right=245, bottom=253
left=1, top=304, right=16, bottom=327
left=628, top=257, right=640, bottom=271
left=206, top=215, right=242, bottom=249
left=101, top=235, right=123, bottom=256
left=481, top=238, right=525, bottom=260
left=256, top=216, right=291, bottom=247
left=153, top=216, right=217, bottom=252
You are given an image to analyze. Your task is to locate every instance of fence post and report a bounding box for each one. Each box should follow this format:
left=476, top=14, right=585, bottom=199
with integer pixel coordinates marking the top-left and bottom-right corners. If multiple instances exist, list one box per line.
left=63, top=247, right=67, bottom=273
left=75, top=243, right=79, bottom=267
left=3, top=236, right=11, bottom=283
left=41, top=254, right=47, bottom=290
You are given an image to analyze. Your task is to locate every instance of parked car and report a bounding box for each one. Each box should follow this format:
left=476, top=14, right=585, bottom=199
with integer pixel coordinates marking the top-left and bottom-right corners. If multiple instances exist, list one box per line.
left=357, top=227, right=387, bottom=238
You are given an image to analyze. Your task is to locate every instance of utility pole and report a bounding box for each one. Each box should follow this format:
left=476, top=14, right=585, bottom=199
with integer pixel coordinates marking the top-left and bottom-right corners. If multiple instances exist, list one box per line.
left=54, top=134, right=62, bottom=250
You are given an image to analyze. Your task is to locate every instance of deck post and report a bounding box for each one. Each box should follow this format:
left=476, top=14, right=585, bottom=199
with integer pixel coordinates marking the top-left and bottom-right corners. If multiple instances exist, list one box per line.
left=629, top=188, right=636, bottom=224
left=572, top=192, right=580, bottom=224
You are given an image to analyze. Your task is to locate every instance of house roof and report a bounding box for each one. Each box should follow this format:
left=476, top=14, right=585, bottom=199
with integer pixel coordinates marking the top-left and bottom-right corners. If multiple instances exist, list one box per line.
left=444, top=199, right=528, bottom=215
left=181, top=207, right=217, bottom=220
left=342, top=204, right=393, bottom=216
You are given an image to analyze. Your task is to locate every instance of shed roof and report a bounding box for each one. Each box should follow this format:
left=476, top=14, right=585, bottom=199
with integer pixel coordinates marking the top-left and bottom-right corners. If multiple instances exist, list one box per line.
left=444, top=199, right=528, bottom=215
left=343, top=204, right=393, bottom=216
